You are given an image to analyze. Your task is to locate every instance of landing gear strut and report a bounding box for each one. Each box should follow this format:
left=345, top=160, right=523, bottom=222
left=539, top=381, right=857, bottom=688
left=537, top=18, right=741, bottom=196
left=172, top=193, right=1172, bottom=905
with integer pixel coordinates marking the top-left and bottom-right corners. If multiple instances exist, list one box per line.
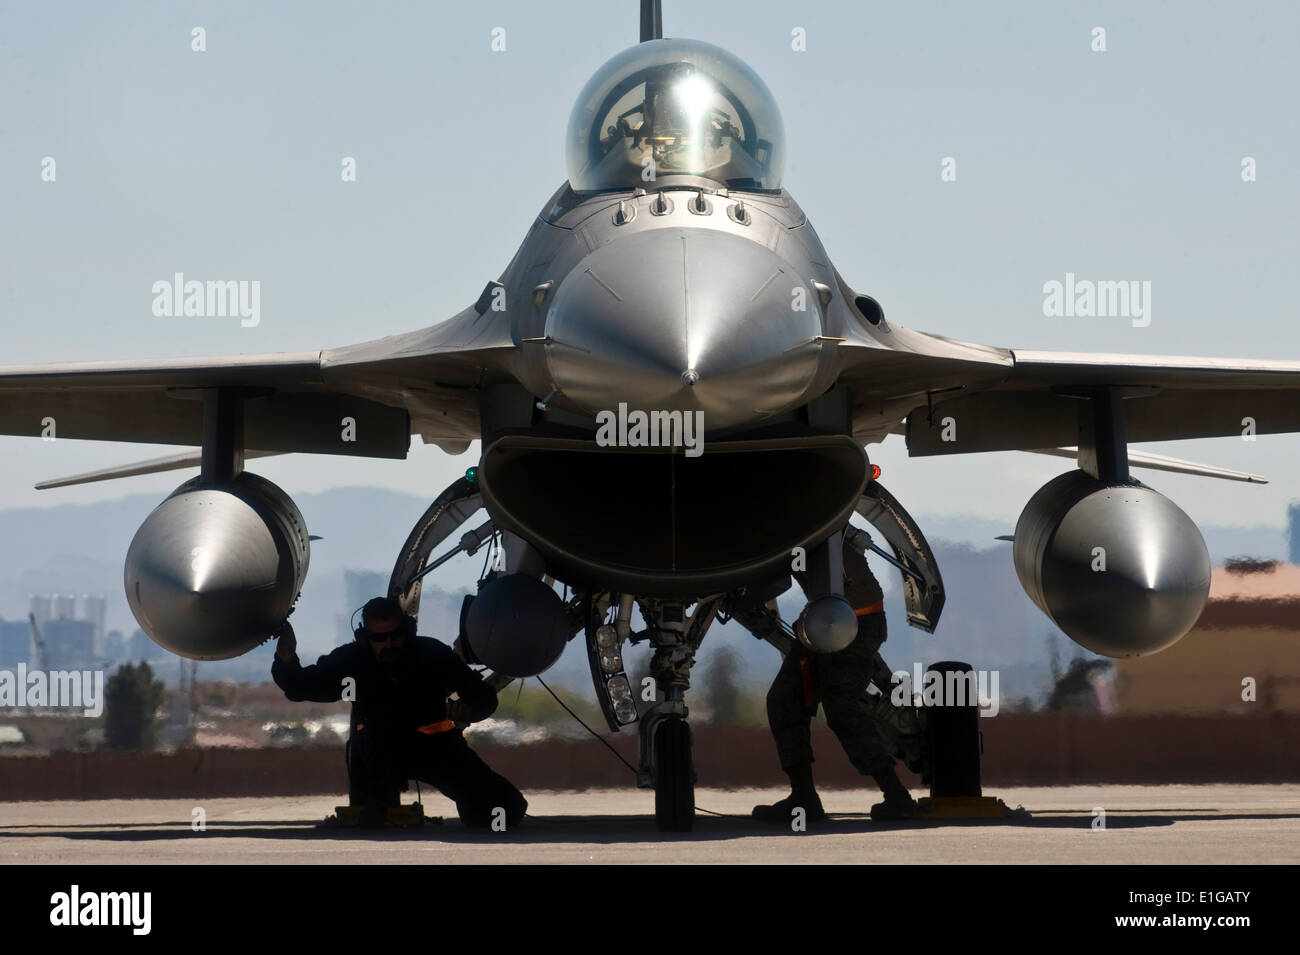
left=630, top=597, right=720, bottom=832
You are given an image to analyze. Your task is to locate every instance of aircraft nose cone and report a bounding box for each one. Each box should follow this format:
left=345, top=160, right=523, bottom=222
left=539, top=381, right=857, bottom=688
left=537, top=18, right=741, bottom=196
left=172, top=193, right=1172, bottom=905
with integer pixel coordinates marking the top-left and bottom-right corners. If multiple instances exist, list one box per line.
left=543, top=228, right=825, bottom=431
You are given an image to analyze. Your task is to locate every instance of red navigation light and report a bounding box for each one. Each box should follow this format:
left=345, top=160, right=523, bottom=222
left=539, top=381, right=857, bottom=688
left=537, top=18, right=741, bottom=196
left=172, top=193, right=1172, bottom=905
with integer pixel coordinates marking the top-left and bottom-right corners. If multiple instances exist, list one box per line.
left=871, top=464, right=882, bottom=480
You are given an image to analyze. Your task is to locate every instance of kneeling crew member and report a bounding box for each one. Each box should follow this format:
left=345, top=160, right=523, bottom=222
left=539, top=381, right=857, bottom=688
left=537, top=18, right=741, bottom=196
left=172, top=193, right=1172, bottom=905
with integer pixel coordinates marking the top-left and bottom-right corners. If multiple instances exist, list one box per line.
left=754, top=535, right=918, bottom=823
left=272, top=596, right=527, bottom=829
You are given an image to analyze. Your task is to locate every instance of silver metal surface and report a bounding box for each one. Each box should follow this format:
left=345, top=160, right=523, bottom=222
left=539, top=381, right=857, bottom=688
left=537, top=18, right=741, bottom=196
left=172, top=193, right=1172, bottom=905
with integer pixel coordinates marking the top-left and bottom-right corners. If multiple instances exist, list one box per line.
left=796, top=594, right=857, bottom=653
left=124, top=472, right=309, bottom=660
left=1026, top=446, right=1268, bottom=484
left=0, top=15, right=1293, bottom=667
left=1013, top=470, right=1211, bottom=657
left=542, top=227, right=825, bottom=430
left=35, top=449, right=282, bottom=490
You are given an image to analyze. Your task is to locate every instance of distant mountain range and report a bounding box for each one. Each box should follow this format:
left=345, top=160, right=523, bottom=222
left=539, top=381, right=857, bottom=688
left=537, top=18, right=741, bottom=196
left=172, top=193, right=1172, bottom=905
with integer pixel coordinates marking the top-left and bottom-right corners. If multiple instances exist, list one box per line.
left=0, top=486, right=1288, bottom=700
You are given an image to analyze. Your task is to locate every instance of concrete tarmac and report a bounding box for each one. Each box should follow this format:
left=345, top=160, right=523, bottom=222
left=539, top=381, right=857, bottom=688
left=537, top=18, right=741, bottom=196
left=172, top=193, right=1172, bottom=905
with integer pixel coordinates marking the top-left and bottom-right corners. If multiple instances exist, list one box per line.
left=1, top=784, right=1297, bottom=864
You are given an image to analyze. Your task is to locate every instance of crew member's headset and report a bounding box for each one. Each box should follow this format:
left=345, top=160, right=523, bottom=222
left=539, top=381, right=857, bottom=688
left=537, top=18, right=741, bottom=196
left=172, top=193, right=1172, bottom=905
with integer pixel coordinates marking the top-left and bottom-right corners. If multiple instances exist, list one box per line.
left=350, top=603, right=418, bottom=643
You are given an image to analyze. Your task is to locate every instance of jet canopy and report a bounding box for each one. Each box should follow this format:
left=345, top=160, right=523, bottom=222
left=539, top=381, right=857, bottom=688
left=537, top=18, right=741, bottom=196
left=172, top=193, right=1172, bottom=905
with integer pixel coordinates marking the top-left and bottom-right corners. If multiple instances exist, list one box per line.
left=566, top=38, right=786, bottom=193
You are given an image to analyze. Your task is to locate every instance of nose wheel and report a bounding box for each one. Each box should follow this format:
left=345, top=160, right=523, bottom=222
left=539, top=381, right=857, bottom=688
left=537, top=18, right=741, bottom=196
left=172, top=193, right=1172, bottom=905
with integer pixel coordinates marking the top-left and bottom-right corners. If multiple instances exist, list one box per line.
left=653, top=716, right=695, bottom=832
left=594, top=595, right=718, bottom=833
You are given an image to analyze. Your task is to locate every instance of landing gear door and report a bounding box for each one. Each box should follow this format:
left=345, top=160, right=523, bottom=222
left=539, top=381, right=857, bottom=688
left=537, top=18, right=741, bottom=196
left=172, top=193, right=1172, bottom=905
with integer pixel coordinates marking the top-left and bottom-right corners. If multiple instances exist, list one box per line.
left=854, top=482, right=945, bottom=633
left=388, top=476, right=483, bottom=618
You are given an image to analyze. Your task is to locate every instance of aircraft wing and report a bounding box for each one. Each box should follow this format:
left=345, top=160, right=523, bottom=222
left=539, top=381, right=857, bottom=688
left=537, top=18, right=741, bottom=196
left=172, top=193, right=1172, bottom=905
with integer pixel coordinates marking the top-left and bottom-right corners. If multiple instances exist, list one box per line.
left=904, top=348, right=1300, bottom=456
left=832, top=302, right=1300, bottom=452
left=0, top=304, right=516, bottom=459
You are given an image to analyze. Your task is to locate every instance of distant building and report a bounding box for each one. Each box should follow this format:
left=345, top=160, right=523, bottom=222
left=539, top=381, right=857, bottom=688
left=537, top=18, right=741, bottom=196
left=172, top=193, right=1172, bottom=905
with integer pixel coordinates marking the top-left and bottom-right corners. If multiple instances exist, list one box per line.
left=128, top=628, right=166, bottom=661
left=410, top=584, right=473, bottom=643
left=0, top=620, right=31, bottom=667
left=81, top=594, right=107, bottom=654
left=52, top=594, right=77, bottom=621
left=28, top=595, right=52, bottom=628
left=1114, top=562, right=1300, bottom=714
left=42, top=619, right=95, bottom=669
left=104, top=629, right=126, bottom=661
left=345, top=571, right=386, bottom=610
left=26, top=593, right=109, bottom=659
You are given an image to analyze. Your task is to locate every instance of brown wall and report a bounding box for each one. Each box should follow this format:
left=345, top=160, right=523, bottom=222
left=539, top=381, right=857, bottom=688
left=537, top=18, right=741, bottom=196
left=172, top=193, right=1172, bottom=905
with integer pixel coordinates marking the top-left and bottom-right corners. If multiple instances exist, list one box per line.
left=1115, top=625, right=1300, bottom=714
left=2, top=713, right=1298, bottom=801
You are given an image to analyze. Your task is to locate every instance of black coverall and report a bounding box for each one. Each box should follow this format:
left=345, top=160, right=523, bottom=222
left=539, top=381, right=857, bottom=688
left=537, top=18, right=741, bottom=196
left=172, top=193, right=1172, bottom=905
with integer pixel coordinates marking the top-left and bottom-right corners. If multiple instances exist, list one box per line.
left=767, top=553, right=894, bottom=776
left=272, top=635, right=527, bottom=828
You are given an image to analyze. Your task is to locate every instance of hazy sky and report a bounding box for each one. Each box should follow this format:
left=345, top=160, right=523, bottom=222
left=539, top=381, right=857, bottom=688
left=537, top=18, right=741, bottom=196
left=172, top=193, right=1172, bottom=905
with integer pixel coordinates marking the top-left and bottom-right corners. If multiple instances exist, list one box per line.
left=2, top=0, right=1298, bottom=533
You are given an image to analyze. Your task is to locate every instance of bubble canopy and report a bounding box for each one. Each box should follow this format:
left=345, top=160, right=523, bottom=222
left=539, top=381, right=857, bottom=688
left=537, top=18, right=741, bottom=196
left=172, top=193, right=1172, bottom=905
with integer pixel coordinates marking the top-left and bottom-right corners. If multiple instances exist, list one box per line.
left=566, top=38, right=786, bottom=193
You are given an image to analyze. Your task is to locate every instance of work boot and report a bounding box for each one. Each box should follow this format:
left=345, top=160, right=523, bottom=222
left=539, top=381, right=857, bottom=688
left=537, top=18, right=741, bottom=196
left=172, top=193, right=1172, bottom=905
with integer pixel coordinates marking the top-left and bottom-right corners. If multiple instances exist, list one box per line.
left=869, top=765, right=918, bottom=821
left=753, top=764, right=826, bottom=824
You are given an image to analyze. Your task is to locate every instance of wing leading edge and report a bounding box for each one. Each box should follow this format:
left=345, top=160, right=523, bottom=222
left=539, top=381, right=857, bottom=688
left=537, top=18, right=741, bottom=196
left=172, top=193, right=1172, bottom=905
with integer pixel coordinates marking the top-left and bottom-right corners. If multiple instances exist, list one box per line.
left=0, top=303, right=517, bottom=459
left=905, top=349, right=1300, bottom=456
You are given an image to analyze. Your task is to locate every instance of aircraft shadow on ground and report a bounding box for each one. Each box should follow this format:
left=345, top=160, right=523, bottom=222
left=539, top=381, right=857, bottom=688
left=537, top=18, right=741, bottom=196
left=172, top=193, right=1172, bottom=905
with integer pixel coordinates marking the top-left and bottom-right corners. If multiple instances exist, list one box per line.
left=4, top=810, right=1294, bottom=844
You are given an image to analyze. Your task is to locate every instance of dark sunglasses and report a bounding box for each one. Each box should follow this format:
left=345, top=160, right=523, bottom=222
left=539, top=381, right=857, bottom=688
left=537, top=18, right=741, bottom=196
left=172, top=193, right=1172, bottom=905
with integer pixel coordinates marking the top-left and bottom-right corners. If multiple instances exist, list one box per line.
left=362, top=627, right=403, bottom=643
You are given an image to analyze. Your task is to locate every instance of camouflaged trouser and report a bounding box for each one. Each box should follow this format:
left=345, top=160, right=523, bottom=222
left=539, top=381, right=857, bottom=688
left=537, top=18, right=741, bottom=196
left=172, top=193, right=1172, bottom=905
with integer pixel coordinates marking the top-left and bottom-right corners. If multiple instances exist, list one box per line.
left=766, top=613, right=894, bottom=776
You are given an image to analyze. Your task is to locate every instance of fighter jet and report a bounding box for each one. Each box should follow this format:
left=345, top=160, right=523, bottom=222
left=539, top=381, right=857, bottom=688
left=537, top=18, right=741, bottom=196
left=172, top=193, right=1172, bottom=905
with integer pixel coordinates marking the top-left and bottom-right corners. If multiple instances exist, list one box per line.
left=4, top=1, right=1297, bottom=829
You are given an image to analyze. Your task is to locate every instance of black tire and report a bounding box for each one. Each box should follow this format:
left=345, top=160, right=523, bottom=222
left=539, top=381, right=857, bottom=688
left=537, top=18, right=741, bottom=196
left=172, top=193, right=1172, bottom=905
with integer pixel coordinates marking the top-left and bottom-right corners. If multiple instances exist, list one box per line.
left=654, top=718, right=695, bottom=832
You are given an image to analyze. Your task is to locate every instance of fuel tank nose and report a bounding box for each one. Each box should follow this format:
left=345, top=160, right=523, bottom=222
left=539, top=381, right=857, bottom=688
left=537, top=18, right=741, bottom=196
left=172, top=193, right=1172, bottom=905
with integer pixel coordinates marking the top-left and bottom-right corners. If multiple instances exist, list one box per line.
left=543, top=228, right=826, bottom=431
left=124, top=473, right=310, bottom=661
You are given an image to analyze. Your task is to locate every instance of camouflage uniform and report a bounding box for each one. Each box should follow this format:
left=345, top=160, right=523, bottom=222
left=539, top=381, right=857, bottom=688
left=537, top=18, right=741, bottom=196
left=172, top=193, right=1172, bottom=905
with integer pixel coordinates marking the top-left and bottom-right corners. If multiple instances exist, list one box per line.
left=767, top=549, right=894, bottom=776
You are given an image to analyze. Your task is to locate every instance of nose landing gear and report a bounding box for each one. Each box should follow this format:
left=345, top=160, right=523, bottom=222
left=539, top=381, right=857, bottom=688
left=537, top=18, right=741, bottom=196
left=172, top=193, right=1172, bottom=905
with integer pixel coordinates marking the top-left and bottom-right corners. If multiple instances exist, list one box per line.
left=584, top=596, right=719, bottom=832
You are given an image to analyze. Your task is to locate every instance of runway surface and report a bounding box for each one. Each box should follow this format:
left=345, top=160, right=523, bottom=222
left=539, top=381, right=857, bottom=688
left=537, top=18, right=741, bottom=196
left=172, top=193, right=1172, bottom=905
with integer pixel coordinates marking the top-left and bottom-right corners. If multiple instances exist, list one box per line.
left=2, top=785, right=1297, bottom=864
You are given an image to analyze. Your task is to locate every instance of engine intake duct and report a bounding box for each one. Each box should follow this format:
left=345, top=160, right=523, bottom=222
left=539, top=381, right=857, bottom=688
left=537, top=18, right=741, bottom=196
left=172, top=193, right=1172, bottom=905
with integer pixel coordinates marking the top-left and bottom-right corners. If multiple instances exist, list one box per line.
left=477, top=435, right=868, bottom=595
